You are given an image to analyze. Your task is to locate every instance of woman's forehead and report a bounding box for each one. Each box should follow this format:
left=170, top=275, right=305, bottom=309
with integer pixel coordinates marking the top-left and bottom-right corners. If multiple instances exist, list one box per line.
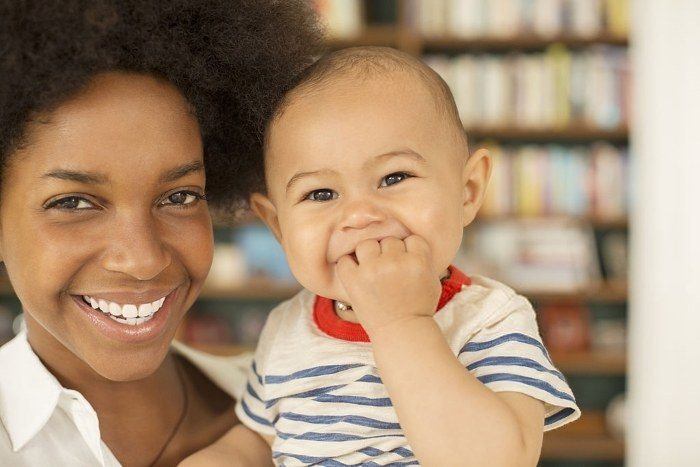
left=9, top=72, right=203, bottom=176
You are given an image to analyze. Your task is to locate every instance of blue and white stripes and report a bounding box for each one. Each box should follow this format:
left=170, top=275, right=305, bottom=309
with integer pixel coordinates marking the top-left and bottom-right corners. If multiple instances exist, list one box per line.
left=235, top=277, right=580, bottom=466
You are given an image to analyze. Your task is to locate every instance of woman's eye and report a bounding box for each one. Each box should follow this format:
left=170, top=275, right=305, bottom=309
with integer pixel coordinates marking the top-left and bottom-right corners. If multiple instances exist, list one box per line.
left=161, top=191, right=204, bottom=206
left=305, top=189, right=338, bottom=202
left=46, top=196, right=95, bottom=210
left=380, top=172, right=411, bottom=187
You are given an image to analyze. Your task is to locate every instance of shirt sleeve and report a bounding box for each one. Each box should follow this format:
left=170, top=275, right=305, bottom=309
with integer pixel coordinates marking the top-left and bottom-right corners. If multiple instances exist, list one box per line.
left=234, top=357, right=278, bottom=436
left=457, top=295, right=581, bottom=431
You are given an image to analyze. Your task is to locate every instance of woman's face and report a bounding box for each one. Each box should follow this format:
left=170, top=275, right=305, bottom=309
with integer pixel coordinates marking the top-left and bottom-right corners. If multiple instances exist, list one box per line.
left=0, top=72, right=213, bottom=381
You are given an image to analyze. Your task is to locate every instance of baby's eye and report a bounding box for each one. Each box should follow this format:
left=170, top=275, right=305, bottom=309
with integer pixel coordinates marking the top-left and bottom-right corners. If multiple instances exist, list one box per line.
left=45, top=196, right=96, bottom=210
left=380, top=172, right=412, bottom=187
left=305, top=189, right=338, bottom=202
left=160, top=190, right=206, bottom=207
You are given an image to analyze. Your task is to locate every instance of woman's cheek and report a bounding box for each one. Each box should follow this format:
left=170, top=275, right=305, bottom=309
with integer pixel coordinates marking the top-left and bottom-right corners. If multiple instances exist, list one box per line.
left=176, top=217, right=214, bottom=284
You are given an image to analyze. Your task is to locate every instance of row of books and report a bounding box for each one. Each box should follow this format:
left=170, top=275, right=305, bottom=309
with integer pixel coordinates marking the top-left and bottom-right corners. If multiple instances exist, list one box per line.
left=457, top=218, right=601, bottom=292
left=314, top=0, right=629, bottom=40
left=408, top=0, right=629, bottom=39
left=480, top=142, right=628, bottom=219
left=426, top=45, right=629, bottom=129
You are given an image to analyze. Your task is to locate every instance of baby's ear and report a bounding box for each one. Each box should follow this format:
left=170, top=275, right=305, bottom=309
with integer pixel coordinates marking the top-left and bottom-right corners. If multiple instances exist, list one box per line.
left=461, top=148, right=492, bottom=227
left=249, top=193, right=283, bottom=244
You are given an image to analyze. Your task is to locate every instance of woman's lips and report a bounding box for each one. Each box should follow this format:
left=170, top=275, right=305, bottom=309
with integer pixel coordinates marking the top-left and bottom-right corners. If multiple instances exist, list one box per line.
left=71, top=287, right=180, bottom=344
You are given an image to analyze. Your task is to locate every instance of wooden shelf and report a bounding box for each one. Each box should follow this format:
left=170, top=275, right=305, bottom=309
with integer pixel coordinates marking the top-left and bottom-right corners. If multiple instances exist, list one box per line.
left=542, top=434, right=624, bottom=461
left=326, top=26, right=401, bottom=49
left=327, top=30, right=628, bottom=53
left=542, top=411, right=624, bottom=461
left=523, top=281, right=627, bottom=303
left=551, top=350, right=626, bottom=375
left=422, top=34, right=628, bottom=52
left=475, top=214, right=628, bottom=230
left=467, top=125, right=629, bottom=143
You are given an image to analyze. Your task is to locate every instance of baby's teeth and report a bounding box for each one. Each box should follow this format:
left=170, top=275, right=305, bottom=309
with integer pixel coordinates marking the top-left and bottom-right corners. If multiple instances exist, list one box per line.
left=138, top=303, right=153, bottom=317
left=122, top=304, right=138, bottom=318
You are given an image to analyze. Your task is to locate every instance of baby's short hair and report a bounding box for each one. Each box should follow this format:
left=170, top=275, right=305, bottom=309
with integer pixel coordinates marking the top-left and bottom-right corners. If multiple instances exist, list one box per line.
left=266, top=46, right=467, bottom=154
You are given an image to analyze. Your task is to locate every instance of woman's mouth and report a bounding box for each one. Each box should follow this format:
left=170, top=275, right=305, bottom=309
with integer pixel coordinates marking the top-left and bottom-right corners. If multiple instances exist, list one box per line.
left=80, top=294, right=166, bottom=326
left=71, top=288, right=180, bottom=343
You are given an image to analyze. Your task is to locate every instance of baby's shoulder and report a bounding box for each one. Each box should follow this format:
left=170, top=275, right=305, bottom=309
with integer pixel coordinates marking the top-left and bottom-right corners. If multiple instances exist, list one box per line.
left=251, top=289, right=317, bottom=359
left=438, top=274, right=536, bottom=342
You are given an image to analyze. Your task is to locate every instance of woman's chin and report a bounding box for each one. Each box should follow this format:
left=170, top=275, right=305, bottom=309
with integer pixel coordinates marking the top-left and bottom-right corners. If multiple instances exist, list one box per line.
left=81, top=342, right=172, bottom=382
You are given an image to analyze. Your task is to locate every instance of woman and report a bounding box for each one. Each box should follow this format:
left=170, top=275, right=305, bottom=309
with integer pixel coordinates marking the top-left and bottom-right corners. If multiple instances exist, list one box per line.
left=0, top=1, right=322, bottom=465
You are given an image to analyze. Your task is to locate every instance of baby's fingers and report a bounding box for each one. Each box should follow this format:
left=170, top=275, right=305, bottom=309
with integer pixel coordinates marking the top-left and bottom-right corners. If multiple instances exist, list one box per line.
left=355, top=239, right=381, bottom=263
left=404, top=235, right=431, bottom=256
left=336, top=255, right=359, bottom=284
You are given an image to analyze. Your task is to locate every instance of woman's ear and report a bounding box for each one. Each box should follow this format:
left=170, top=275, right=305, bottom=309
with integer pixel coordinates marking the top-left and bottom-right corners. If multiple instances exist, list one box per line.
left=461, top=147, right=492, bottom=227
left=249, top=192, right=283, bottom=244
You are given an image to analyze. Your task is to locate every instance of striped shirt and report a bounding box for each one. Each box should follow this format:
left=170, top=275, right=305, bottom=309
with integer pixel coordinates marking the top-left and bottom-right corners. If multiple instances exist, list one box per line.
left=235, top=272, right=580, bottom=466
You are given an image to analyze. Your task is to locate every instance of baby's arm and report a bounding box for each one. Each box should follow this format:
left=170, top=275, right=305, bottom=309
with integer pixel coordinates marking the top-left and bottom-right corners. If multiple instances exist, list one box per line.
left=337, top=236, right=545, bottom=467
left=368, top=312, right=544, bottom=467
left=178, top=425, right=274, bottom=467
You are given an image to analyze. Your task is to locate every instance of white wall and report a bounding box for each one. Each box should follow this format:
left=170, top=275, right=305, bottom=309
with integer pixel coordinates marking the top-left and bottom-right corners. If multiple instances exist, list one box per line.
left=629, top=0, right=700, bottom=465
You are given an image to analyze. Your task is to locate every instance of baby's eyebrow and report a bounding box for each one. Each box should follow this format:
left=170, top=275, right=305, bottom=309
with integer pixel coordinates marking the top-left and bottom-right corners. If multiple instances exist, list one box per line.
left=367, top=148, right=427, bottom=168
left=286, top=168, right=336, bottom=194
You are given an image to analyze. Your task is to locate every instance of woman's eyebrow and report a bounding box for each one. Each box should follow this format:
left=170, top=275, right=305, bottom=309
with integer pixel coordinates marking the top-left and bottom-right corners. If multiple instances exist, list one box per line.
left=40, top=161, right=204, bottom=185
left=42, top=170, right=107, bottom=184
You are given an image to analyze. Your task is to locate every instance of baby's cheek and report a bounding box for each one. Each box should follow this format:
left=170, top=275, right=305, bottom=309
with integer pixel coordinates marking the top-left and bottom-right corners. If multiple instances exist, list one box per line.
left=285, top=228, right=329, bottom=282
left=416, top=206, right=464, bottom=268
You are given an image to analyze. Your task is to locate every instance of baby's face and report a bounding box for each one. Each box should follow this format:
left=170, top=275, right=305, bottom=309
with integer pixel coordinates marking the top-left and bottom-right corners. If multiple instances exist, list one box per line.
left=254, top=73, right=487, bottom=302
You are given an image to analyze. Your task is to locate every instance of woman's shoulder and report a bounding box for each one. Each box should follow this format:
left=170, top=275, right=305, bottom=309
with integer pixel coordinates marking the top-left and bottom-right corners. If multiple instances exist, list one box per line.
left=171, top=340, right=253, bottom=401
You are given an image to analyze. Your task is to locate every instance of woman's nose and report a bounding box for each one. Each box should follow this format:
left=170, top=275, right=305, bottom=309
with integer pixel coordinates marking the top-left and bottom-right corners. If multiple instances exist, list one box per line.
left=339, top=198, right=388, bottom=231
left=100, top=214, right=172, bottom=281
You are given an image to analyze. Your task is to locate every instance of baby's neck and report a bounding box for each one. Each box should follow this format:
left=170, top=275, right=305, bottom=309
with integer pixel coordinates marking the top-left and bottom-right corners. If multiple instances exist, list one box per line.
left=332, top=268, right=451, bottom=324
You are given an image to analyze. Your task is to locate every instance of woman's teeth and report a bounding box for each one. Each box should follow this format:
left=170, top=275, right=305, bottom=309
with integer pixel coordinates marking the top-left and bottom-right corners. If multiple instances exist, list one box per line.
left=82, top=295, right=166, bottom=325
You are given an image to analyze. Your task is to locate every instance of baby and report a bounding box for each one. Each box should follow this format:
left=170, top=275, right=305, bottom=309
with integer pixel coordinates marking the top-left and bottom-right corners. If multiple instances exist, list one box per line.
left=210, top=47, right=579, bottom=466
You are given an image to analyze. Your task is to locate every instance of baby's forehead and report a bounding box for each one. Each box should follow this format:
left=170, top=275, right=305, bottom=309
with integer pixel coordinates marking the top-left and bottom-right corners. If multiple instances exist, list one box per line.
left=289, top=66, right=445, bottom=116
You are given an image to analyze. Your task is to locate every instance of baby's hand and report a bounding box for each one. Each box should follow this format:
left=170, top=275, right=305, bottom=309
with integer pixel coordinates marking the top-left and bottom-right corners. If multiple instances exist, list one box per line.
left=336, top=235, right=441, bottom=336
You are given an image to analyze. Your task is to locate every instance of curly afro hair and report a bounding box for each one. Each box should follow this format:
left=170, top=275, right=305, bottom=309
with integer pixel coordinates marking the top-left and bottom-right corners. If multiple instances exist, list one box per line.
left=0, top=0, right=324, bottom=210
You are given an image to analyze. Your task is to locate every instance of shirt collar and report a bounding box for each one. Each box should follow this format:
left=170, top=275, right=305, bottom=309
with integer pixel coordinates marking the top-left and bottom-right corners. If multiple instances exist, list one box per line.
left=0, top=330, right=251, bottom=453
left=313, top=265, right=471, bottom=342
left=0, top=330, right=63, bottom=451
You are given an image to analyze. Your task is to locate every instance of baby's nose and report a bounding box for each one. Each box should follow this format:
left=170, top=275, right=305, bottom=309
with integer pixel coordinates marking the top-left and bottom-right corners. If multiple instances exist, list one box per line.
left=339, top=199, right=388, bottom=231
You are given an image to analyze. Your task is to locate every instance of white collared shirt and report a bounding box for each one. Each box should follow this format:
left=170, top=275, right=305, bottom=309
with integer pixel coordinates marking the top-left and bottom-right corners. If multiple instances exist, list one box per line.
left=0, top=329, right=251, bottom=466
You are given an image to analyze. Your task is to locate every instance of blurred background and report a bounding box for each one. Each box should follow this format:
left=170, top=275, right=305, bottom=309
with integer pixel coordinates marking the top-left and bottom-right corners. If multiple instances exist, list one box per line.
left=1, top=1, right=698, bottom=466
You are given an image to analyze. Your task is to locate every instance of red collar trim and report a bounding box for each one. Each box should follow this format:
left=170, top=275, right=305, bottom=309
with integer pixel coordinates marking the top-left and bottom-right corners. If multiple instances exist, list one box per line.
left=313, top=265, right=471, bottom=343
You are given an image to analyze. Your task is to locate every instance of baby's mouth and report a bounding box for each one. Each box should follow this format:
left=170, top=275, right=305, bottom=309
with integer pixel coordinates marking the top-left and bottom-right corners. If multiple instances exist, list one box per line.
left=80, top=294, right=167, bottom=326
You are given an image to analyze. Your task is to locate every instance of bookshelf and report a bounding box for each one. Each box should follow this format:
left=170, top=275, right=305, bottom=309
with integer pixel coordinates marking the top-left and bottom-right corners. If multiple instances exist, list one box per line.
left=315, top=2, right=630, bottom=466
left=0, top=3, right=630, bottom=466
